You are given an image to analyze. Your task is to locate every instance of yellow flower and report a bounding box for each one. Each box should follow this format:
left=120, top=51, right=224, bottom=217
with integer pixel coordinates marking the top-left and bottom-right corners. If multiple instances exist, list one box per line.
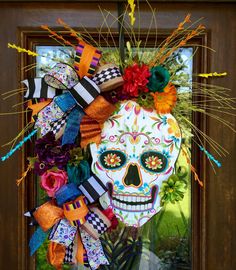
left=167, top=118, right=181, bottom=138
left=128, top=0, right=136, bottom=26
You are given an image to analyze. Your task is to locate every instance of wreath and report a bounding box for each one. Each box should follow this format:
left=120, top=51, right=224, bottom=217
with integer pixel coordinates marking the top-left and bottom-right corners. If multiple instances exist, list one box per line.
left=1, top=2, right=235, bottom=269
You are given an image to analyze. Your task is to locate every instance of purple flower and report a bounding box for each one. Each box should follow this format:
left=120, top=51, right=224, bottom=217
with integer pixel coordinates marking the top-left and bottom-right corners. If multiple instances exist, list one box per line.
left=33, top=161, right=49, bottom=176
left=34, top=132, right=74, bottom=174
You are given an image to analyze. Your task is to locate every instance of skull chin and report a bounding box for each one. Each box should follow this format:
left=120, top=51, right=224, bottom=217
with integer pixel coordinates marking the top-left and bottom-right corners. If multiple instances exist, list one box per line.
left=107, top=182, right=158, bottom=212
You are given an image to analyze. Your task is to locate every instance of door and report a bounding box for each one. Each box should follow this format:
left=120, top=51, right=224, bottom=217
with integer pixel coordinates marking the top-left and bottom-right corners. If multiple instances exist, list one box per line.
left=0, top=1, right=235, bottom=270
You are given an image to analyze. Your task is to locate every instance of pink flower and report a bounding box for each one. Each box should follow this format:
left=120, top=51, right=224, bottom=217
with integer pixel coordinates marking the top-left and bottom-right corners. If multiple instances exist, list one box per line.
left=40, top=169, right=68, bottom=197
left=122, top=63, right=151, bottom=97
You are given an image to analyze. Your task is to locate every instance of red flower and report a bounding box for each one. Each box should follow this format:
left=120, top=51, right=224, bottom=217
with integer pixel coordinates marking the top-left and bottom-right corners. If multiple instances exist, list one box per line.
left=122, top=63, right=151, bottom=97
left=102, top=208, right=119, bottom=230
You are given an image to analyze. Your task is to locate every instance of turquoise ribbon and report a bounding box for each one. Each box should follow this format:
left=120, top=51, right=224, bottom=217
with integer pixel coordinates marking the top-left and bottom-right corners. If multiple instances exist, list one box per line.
left=67, top=160, right=90, bottom=185
left=29, top=226, right=49, bottom=256
left=54, top=92, right=77, bottom=112
left=62, top=107, right=84, bottom=145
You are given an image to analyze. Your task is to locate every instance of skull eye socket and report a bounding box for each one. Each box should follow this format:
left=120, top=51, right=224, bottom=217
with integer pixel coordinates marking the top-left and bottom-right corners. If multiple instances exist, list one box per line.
left=140, top=151, right=168, bottom=173
left=99, top=150, right=126, bottom=170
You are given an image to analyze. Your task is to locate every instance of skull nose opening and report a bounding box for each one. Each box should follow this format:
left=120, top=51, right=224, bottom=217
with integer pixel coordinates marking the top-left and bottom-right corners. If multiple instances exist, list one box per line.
left=123, top=163, right=142, bottom=187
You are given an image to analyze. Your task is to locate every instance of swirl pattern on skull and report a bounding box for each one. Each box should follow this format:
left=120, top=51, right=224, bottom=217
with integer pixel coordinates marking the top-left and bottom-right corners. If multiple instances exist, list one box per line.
left=90, top=101, right=181, bottom=226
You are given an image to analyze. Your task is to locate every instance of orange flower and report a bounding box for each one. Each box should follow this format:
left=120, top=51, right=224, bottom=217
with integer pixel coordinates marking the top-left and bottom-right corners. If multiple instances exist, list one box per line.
left=151, top=83, right=177, bottom=114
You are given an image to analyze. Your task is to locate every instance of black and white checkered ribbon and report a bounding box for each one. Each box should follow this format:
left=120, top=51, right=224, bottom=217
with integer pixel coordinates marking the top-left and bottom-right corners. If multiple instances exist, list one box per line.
left=64, top=242, right=75, bottom=264
left=87, top=211, right=108, bottom=235
left=92, top=66, right=122, bottom=86
left=50, top=111, right=69, bottom=135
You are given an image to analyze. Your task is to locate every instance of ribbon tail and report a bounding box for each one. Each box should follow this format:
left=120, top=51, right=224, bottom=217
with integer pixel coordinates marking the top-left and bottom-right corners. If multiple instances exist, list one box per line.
left=47, top=242, right=66, bottom=270
left=34, top=99, right=65, bottom=136
left=29, top=226, right=49, bottom=256
left=62, top=107, right=84, bottom=145
left=79, top=228, right=109, bottom=270
left=76, top=232, right=89, bottom=265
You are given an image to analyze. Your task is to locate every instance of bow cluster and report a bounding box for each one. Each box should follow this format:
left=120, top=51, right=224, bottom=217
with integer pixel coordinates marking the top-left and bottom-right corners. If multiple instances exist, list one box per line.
left=22, top=40, right=122, bottom=269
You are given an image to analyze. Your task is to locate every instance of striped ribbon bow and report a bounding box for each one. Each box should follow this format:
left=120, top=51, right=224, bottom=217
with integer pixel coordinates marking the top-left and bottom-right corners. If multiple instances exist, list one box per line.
left=39, top=62, right=115, bottom=146
left=31, top=194, right=110, bottom=269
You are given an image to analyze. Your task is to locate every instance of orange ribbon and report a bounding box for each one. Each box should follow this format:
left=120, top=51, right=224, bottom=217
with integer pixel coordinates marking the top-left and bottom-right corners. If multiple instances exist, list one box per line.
left=47, top=242, right=66, bottom=270
left=80, top=96, right=116, bottom=148
left=33, top=201, right=64, bottom=232
left=74, top=41, right=101, bottom=79
left=76, top=233, right=86, bottom=265
left=63, top=196, right=89, bottom=226
left=80, top=115, right=101, bottom=148
left=84, top=95, right=116, bottom=125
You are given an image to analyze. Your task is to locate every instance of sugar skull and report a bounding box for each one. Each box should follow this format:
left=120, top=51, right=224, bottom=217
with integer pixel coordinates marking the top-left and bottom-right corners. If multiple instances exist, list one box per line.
left=90, top=100, right=181, bottom=227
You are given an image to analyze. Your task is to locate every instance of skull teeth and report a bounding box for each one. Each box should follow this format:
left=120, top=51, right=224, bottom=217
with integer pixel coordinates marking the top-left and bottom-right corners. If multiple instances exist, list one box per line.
left=114, top=194, right=151, bottom=203
left=111, top=194, right=154, bottom=212
left=112, top=199, right=153, bottom=212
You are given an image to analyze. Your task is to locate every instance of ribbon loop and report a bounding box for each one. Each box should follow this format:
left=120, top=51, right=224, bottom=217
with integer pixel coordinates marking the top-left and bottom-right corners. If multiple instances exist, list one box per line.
left=44, top=63, right=79, bottom=90
left=33, top=201, right=64, bottom=232
left=92, top=63, right=124, bottom=92
left=79, top=175, right=107, bottom=204
left=74, top=41, right=102, bottom=79
left=54, top=92, right=77, bottom=112
left=63, top=196, right=89, bottom=226
left=22, top=78, right=64, bottom=99
left=70, top=76, right=100, bottom=108
left=44, top=64, right=101, bottom=109
left=84, top=95, right=116, bottom=124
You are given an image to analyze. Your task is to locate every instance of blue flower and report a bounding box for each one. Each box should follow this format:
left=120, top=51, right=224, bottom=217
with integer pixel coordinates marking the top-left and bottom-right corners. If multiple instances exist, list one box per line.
left=162, top=150, right=171, bottom=159
left=170, top=135, right=180, bottom=143
left=98, top=146, right=107, bottom=154
left=138, top=183, right=150, bottom=195
left=114, top=181, right=125, bottom=190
